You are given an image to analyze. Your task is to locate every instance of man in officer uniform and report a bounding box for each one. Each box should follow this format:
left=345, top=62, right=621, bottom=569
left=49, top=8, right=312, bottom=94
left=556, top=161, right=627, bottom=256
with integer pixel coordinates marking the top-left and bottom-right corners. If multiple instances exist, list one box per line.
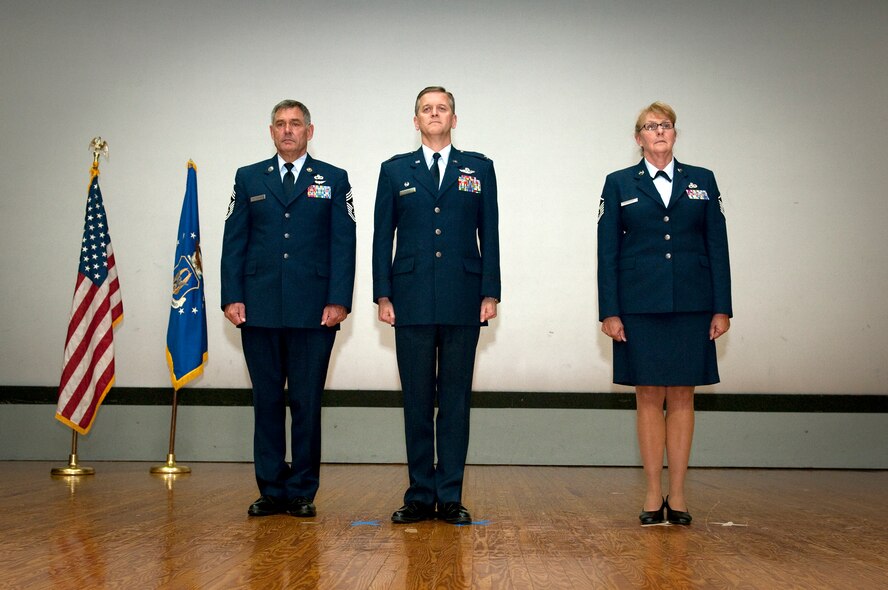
left=372, top=86, right=501, bottom=525
left=221, top=99, right=356, bottom=517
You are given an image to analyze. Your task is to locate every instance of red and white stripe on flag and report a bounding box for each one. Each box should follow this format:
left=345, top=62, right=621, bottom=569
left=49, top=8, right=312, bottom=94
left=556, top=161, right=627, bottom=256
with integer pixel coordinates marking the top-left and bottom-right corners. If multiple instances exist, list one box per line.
left=56, top=170, right=123, bottom=434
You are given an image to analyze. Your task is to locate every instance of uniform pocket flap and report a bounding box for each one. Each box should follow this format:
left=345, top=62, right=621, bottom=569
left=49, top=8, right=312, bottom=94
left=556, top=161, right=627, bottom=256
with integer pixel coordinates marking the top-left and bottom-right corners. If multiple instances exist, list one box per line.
left=463, top=257, right=483, bottom=274
left=392, top=257, right=414, bottom=275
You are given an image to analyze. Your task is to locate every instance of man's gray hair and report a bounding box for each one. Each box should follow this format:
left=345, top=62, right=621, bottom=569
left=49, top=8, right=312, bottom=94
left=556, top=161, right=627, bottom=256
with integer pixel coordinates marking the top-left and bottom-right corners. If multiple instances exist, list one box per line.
left=271, top=99, right=311, bottom=125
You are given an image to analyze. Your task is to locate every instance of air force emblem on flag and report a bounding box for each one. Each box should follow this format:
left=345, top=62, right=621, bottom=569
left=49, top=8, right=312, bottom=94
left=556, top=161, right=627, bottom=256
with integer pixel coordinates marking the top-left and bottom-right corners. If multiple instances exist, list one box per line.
left=171, top=245, right=203, bottom=310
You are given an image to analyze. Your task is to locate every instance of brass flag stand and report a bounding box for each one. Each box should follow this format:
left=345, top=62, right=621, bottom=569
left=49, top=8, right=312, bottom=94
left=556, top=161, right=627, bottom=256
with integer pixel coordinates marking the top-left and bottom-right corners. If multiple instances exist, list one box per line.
left=51, top=429, right=95, bottom=476
left=150, top=388, right=191, bottom=474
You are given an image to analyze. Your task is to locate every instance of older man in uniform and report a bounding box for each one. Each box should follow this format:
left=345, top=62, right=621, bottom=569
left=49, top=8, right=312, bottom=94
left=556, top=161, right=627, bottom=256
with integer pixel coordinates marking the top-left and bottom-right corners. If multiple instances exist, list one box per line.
left=221, top=99, right=356, bottom=517
left=372, top=86, right=501, bottom=525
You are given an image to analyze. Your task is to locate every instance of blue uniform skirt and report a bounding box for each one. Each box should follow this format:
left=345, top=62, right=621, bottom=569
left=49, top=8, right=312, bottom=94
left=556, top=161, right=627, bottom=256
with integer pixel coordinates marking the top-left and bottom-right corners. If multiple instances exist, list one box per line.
left=613, top=312, right=719, bottom=386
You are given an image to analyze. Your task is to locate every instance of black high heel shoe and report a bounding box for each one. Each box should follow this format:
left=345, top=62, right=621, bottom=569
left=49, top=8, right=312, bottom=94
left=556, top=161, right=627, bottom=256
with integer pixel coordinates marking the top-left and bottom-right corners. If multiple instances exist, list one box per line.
left=639, top=498, right=666, bottom=525
left=665, top=496, right=692, bottom=525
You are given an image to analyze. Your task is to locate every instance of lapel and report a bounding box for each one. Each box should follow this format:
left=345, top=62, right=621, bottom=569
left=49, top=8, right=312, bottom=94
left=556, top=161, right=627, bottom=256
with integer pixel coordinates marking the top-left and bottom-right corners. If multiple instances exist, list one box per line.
left=262, top=156, right=287, bottom=206
left=631, top=159, right=664, bottom=207
left=409, top=148, right=437, bottom=196
left=439, top=150, right=460, bottom=198
left=668, top=159, right=690, bottom=211
left=290, top=154, right=315, bottom=206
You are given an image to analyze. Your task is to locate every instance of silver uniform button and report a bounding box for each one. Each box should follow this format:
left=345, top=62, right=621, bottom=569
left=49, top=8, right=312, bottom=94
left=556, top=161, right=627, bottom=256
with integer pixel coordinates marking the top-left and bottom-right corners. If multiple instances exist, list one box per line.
left=665, top=253, right=672, bottom=260
left=663, top=216, right=669, bottom=222
left=435, top=229, right=442, bottom=235
left=284, top=253, right=289, bottom=259
left=285, top=212, right=291, bottom=219
left=664, top=234, right=671, bottom=240
left=284, top=233, right=290, bottom=239
left=434, top=207, right=441, bottom=214
left=435, top=251, right=442, bottom=258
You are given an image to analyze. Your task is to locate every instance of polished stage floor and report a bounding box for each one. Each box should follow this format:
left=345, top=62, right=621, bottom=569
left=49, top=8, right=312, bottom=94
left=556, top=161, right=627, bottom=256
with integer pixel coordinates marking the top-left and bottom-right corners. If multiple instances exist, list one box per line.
left=0, top=462, right=885, bottom=589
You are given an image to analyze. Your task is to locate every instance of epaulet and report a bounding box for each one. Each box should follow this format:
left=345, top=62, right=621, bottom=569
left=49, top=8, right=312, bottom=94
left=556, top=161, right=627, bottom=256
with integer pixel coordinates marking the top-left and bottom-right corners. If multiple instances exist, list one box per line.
left=385, top=151, right=415, bottom=162
left=457, top=149, right=490, bottom=160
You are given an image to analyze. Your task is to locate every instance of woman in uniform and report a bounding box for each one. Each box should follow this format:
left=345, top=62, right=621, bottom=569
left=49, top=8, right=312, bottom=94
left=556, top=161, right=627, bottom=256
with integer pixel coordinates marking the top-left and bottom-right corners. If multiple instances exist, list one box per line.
left=597, top=102, right=732, bottom=525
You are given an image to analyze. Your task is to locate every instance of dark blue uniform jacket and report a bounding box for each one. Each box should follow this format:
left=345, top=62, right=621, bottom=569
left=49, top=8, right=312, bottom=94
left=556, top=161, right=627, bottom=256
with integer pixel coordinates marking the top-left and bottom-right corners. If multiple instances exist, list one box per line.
left=372, top=148, right=501, bottom=326
left=597, top=159, right=731, bottom=321
left=221, top=154, right=356, bottom=329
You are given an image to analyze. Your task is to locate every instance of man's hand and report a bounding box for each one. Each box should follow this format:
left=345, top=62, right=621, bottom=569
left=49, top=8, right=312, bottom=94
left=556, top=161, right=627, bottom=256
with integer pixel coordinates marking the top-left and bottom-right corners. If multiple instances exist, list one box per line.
left=224, top=302, right=246, bottom=326
left=480, top=297, right=498, bottom=322
left=377, top=297, right=396, bottom=326
left=321, top=304, right=348, bottom=327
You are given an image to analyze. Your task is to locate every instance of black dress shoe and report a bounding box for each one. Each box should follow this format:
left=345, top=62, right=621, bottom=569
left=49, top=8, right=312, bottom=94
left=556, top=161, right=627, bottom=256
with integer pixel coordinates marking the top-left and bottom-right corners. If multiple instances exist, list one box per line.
left=287, top=496, right=317, bottom=517
left=247, top=495, right=285, bottom=517
left=665, top=496, right=692, bottom=525
left=391, top=501, right=435, bottom=523
left=439, top=502, right=472, bottom=525
left=639, top=498, right=666, bottom=526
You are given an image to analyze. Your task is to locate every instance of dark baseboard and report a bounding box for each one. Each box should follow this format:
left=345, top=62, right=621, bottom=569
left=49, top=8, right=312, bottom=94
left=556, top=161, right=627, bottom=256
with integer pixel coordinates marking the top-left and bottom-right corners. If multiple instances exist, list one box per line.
left=1, top=386, right=886, bottom=412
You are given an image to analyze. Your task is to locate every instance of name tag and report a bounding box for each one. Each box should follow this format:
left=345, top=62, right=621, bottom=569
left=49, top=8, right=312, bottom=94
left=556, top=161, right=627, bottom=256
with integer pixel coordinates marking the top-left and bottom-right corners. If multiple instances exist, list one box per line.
left=249, top=194, right=266, bottom=202
left=307, top=185, right=332, bottom=199
left=399, top=187, right=417, bottom=196
left=621, top=198, right=638, bottom=207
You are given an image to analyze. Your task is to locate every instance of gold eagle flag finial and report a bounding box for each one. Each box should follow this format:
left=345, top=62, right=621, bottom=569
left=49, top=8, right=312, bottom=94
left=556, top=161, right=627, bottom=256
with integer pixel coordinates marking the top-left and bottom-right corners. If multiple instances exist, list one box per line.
left=89, top=137, right=109, bottom=170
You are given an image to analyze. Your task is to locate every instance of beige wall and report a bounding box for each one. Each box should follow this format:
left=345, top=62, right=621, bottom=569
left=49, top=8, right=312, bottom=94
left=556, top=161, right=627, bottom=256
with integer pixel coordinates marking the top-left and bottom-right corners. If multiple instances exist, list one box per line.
left=2, top=0, right=887, bottom=396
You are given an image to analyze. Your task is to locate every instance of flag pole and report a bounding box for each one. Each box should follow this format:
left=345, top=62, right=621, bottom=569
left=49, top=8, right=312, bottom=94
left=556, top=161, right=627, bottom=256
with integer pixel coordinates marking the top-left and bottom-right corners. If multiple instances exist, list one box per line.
left=152, top=160, right=203, bottom=475
left=51, top=428, right=96, bottom=476
left=52, top=137, right=111, bottom=477
left=150, top=387, right=191, bottom=474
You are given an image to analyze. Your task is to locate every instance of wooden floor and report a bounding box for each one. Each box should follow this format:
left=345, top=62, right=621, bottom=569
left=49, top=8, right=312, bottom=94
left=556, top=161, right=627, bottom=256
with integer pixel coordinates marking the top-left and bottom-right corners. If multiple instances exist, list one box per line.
left=0, top=463, right=885, bottom=589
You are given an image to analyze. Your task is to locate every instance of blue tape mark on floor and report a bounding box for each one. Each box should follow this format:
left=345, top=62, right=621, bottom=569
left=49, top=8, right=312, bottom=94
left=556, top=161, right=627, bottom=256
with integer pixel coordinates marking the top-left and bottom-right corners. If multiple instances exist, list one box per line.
left=455, top=519, right=491, bottom=526
left=350, top=520, right=381, bottom=527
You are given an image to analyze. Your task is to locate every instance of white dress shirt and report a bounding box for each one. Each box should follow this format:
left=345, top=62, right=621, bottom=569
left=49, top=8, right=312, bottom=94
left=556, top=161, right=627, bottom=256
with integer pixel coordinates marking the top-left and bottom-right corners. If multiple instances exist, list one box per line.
left=644, top=158, right=675, bottom=207
left=421, top=144, right=451, bottom=189
left=278, top=153, right=308, bottom=182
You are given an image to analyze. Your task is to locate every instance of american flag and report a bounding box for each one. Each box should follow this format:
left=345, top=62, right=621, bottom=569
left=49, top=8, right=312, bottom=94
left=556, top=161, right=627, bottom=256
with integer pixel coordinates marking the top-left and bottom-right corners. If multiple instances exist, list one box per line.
left=56, top=167, right=123, bottom=434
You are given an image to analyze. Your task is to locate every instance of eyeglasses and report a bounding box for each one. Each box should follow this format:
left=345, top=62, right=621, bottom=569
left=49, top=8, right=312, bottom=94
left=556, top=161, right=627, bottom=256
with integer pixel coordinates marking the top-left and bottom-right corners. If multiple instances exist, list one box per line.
left=641, top=122, right=674, bottom=132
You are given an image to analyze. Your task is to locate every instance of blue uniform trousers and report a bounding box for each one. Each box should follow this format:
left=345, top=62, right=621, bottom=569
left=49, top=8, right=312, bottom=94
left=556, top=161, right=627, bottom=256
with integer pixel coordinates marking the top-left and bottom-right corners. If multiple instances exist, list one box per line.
left=395, top=324, right=480, bottom=506
left=241, top=326, right=335, bottom=501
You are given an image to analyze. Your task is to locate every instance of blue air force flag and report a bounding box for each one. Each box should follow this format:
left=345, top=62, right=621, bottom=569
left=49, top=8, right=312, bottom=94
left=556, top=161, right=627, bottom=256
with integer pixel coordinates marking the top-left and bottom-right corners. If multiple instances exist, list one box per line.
left=166, top=160, right=208, bottom=390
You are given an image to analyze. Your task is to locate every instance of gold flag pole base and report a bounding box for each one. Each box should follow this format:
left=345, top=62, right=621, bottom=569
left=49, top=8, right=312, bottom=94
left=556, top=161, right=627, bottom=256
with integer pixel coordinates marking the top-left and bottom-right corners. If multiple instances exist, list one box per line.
left=150, top=453, right=191, bottom=475
left=51, top=454, right=96, bottom=476
left=151, top=387, right=191, bottom=474
left=51, top=431, right=95, bottom=476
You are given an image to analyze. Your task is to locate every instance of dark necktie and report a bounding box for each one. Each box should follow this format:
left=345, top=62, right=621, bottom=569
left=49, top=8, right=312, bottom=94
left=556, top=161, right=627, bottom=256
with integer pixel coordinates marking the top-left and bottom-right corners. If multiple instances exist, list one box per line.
left=654, top=170, right=671, bottom=182
left=283, top=162, right=295, bottom=198
left=431, top=152, right=441, bottom=188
